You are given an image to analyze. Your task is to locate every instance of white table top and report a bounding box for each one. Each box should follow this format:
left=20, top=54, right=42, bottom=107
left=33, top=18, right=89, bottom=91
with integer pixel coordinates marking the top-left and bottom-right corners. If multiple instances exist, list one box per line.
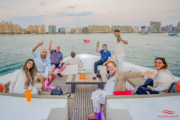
left=0, top=95, right=67, bottom=120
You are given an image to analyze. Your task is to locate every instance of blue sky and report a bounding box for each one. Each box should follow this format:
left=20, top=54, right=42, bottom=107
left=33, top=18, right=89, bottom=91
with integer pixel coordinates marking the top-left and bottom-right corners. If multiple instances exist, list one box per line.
left=0, top=0, right=180, bottom=31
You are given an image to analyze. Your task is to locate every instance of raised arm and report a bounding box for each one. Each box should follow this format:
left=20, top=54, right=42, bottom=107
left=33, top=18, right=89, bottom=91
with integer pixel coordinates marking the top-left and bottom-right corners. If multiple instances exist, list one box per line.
left=48, top=40, right=52, bottom=53
left=119, top=37, right=128, bottom=44
left=123, top=70, right=155, bottom=80
left=32, top=41, right=43, bottom=52
left=96, top=42, right=100, bottom=53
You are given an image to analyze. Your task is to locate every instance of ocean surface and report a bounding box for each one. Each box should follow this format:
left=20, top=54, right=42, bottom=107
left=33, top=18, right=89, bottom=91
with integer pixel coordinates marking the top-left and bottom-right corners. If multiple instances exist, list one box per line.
left=0, top=33, right=180, bottom=77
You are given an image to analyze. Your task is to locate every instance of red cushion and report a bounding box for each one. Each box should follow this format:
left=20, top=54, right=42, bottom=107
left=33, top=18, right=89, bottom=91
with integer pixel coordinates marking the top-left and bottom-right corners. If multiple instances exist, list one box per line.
left=113, top=90, right=132, bottom=95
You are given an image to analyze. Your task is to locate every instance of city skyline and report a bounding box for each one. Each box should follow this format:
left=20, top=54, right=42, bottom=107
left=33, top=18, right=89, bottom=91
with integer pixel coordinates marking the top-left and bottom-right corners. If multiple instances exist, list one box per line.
left=0, top=0, right=180, bottom=31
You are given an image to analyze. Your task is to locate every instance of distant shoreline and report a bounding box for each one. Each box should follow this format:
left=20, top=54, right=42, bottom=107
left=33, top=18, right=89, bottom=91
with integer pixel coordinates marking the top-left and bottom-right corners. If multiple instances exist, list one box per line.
left=0, top=33, right=171, bottom=36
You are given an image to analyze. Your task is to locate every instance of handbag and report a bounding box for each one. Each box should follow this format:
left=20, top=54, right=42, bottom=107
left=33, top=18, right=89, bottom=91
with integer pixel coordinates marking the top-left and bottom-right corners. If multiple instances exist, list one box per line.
left=51, top=86, right=63, bottom=95
left=113, top=90, right=132, bottom=95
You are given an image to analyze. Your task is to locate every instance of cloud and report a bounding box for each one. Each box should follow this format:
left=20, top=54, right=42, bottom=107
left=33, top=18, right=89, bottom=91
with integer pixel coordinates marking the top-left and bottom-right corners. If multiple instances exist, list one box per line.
left=58, top=12, right=93, bottom=17
left=0, top=0, right=180, bottom=28
left=169, top=10, right=180, bottom=13
left=40, top=2, right=45, bottom=6
left=5, top=15, right=46, bottom=28
left=66, top=6, right=75, bottom=8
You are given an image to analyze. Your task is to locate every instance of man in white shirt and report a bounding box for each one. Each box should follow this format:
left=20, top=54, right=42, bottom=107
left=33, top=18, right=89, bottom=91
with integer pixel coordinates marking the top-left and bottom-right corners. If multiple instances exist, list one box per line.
left=65, top=52, right=83, bottom=68
left=113, top=30, right=128, bottom=70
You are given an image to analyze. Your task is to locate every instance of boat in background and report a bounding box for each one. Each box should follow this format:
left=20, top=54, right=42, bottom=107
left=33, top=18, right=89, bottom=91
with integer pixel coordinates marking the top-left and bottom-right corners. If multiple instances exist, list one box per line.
left=169, top=33, right=179, bottom=37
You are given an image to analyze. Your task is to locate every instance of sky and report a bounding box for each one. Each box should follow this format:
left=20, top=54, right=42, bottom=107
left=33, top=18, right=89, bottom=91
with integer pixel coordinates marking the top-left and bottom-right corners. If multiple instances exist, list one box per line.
left=0, top=0, right=180, bottom=31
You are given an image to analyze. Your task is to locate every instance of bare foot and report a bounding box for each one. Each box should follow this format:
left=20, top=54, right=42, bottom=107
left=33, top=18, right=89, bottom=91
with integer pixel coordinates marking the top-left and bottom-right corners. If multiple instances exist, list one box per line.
left=87, top=113, right=99, bottom=119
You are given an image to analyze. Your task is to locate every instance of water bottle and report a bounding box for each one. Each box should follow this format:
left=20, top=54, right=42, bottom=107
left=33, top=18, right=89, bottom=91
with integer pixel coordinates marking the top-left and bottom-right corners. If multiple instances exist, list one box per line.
left=97, top=41, right=99, bottom=47
left=118, top=34, right=121, bottom=42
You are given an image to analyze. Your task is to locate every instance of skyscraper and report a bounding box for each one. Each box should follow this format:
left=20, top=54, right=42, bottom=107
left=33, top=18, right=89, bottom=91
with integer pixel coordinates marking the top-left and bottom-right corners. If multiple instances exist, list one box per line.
left=169, top=24, right=173, bottom=32
left=58, top=27, right=66, bottom=33
left=48, top=25, right=56, bottom=33
left=177, top=21, right=180, bottom=31
left=166, top=25, right=169, bottom=32
left=150, top=21, right=161, bottom=32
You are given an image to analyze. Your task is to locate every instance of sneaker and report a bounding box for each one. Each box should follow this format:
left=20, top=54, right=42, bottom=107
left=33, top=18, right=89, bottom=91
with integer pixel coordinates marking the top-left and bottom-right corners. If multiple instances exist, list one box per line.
left=57, top=73, right=63, bottom=77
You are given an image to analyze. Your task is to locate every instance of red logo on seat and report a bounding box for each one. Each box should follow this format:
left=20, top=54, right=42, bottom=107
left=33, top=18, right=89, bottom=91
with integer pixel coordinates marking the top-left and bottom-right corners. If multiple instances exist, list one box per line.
left=162, top=110, right=175, bottom=114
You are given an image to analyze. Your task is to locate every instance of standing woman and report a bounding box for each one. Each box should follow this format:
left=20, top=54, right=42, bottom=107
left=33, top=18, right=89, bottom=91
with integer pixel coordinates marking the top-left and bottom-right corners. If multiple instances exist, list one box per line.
left=87, top=61, right=155, bottom=119
left=136, top=58, right=175, bottom=94
left=9, top=59, right=39, bottom=94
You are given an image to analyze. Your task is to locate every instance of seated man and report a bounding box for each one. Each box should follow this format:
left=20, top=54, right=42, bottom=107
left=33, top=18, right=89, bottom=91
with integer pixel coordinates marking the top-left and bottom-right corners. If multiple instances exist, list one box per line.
left=65, top=52, right=83, bottom=68
left=30, top=41, right=56, bottom=91
left=94, top=43, right=111, bottom=74
left=48, top=40, right=66, bottom=77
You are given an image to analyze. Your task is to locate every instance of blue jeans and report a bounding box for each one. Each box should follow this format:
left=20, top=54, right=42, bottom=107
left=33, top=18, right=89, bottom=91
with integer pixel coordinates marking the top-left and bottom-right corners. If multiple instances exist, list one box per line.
left=94, top=60, right=105, bottom=74
left=136, top=79, right=159, bottom=95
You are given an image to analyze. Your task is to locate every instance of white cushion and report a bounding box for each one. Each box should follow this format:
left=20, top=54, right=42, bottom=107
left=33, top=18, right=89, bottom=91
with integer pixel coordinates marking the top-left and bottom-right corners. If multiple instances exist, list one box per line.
left=61, top=65, right=78, bottom=75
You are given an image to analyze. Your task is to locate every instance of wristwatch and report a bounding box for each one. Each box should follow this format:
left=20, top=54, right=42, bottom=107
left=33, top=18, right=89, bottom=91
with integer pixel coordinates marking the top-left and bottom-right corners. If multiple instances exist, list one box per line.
left=49, top=74, right=52, bottom=76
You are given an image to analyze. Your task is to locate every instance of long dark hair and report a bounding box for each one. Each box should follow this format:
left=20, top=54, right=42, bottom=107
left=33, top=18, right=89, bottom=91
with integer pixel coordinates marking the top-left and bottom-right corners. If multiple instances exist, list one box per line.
left=22, top=59, right=39, bottom=86
left=155, top=57, right=168, bottom=69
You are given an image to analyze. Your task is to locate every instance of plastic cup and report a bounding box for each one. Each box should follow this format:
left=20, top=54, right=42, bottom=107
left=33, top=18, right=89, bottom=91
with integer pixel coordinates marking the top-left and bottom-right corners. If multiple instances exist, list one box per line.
left=82, top=73, right=85, bottom=80
left=25, top=90, right=31, bottom=102
left=79, top=74, right=82, bottom=80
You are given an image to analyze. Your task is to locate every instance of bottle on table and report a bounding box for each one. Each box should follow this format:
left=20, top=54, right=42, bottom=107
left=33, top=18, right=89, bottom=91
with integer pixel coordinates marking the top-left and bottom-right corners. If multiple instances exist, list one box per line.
left=82, top=73, right=85, bottom=80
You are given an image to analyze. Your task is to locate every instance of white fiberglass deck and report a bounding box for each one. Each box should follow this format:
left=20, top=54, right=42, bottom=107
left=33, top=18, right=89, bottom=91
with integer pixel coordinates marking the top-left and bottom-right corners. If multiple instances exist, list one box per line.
left=0, top=54, right=179, bottom=84
left=0, top=95, right=68, bottom=120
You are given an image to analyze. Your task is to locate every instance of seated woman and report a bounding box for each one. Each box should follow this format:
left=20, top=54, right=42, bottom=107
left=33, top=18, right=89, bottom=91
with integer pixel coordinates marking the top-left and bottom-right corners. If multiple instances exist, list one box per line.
left=87, top=61, right=155, bottom=119
left=9, top=59, right=39, bottom=94
left=136, top=58, right=175, bottom=95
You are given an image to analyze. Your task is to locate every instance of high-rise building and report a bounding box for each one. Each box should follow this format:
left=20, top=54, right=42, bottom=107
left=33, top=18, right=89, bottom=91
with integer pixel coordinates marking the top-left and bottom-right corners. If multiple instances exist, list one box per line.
left=82, top=27, right=88, bottom=33
left=58, top=27, right=66, bottom=33
left=150, top=21, right=161, bottom=32
left=177, top=21, right=180, bottom=31
left=26, top=25, right=46, bottom=34
left=172, top=27, right=176, bottom=31
left=70, top=28, right=74, bottom=33
left=0, top=21, right=21, bottom=33
left=161, top=27, right=166, bottom=32
left=73, top=29, right=76, bottom=33
left=169, top=24, right=173, bottom=32
left=111, top=26, right=132, bottom=33
left=88, top=25, right=110, bottom=33
left=76, top=27, right=82, bottom=33
left=48, top=25, right=56, bottom=33
left=166, top=25, right=169, bottom=32
left=66, top=27, right=70, bottom=33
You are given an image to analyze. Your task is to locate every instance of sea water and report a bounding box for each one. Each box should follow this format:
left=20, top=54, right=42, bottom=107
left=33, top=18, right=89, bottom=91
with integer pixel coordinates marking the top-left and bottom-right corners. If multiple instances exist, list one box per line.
left=0, top=33, right=179, bottom=77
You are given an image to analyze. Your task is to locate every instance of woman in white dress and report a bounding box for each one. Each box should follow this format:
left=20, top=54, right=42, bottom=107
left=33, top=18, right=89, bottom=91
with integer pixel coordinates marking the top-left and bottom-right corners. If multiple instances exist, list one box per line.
left=9, top=59, right=39, bottom=94
left=87, top=61, right=155, bottom=119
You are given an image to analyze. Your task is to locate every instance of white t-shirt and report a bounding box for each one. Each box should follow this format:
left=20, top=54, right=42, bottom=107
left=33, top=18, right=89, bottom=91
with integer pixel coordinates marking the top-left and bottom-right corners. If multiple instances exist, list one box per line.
left=65, top=57, right=83, bottom=68
left=114, top=36, right=127, bottom=57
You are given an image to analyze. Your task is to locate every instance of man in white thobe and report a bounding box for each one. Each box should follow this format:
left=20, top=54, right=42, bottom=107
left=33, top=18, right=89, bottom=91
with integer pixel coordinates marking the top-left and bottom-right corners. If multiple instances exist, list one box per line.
left=113, top=30, right=128, bottom=70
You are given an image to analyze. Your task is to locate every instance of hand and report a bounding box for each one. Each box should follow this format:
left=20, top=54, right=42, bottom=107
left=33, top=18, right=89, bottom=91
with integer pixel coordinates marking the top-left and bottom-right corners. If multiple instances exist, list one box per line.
left=38, top=41, right=43, bottom=46
left=48, top=75, right=52, bottom=81
left=59, top=64, right=62, bottom=68
left=103, top=63, right=106, bottom=66
left=49, top=39, right=52, bottom=45
left=142, top=70, right=155, bottom=78
left=147, top=86, right=152, bottom=90
left=96, top=42, right=98, bottom=46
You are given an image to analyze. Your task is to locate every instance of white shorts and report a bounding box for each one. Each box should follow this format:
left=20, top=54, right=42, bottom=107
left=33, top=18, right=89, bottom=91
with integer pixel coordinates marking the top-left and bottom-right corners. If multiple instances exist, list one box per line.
left=113, top=55, right=124, bottom=71
left=37, top=73, right=47, bottom=78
